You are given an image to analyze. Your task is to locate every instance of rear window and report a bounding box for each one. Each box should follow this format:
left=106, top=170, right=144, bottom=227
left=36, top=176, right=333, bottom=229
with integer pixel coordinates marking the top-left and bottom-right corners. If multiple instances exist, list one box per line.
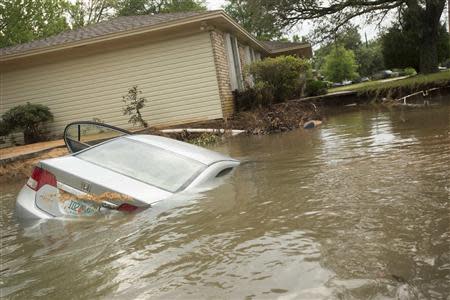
left=76, top=138, right=205, bottom=192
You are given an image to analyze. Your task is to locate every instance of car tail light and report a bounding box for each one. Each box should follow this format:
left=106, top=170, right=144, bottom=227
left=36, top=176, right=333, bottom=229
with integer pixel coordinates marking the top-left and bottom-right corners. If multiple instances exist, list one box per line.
left=27, top=167, right=57, bottom=191
left=117, top=203, right=138, bottom=212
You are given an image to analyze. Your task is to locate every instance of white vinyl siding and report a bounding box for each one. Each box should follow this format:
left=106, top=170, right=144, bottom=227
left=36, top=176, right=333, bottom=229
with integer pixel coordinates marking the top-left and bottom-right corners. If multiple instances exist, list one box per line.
left=0, top=32, right=223, bottom=136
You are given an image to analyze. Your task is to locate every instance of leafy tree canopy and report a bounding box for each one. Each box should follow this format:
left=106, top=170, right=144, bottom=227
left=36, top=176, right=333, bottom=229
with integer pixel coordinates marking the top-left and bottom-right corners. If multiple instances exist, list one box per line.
left=224, top=0, right=283, bottom=41
left=67, top=0, right=116, bottom=29
left=0, top=0, right=207, bottom=47
left=115, top=0, right=206, bottom=16
left=322, top=46, right=359, bottom=82
left=0, top=0, right=69, bottom=48
left=355, top=40, right=385, bottom=77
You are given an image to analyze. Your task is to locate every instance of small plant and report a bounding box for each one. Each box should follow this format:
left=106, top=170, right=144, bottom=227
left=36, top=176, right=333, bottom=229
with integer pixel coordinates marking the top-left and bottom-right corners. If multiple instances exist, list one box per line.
left=122, top=86, right=148, bottom=128
left=1, top=102, right=54, bottom=144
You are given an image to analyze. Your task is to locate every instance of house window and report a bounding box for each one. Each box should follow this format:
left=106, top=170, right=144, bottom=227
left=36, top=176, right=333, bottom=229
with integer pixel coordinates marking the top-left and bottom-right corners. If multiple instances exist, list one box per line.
left=225, top=33, right=243, bottom=90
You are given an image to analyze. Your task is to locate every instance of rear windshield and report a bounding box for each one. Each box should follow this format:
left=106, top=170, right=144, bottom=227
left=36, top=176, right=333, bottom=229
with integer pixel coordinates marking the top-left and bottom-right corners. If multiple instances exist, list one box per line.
left=76, top=138, right=205, bottom=192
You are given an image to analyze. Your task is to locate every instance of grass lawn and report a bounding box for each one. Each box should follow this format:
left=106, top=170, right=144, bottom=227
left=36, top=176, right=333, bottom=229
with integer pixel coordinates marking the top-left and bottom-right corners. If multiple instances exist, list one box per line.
left=328, top=70, right=450, bottom=94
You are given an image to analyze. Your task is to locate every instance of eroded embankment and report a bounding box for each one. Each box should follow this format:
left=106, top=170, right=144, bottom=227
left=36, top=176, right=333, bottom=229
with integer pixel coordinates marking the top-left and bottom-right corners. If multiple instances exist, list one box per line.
left=161, top=100, right=321, bottom=135
left=359, top=78, right=450, bottom=101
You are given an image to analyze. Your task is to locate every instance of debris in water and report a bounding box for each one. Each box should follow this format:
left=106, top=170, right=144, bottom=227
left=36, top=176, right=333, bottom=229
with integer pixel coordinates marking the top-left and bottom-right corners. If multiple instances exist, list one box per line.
left=303, top=120, right=322, bottom=129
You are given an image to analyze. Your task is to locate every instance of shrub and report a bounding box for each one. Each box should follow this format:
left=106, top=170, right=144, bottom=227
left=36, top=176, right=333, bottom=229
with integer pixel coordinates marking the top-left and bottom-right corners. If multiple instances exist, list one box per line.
left=122, top=86, right=148, bottom=128
left=1, top=102, right=54, bottom=144
left=304, top=79, right=328, bottom=97
left=246, top=56, right=311, bottom=103
left=404, top=67, right=417, bottom=76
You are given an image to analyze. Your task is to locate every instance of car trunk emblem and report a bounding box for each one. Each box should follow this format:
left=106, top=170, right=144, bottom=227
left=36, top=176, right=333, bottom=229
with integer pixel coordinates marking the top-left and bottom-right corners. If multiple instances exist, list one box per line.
left=81, top=181, right=91, bottom=192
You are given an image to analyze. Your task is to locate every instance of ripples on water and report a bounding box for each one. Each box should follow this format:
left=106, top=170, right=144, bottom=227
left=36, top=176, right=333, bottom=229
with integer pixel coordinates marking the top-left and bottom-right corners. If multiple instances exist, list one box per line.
left=1, top=102, right=449, bottom=299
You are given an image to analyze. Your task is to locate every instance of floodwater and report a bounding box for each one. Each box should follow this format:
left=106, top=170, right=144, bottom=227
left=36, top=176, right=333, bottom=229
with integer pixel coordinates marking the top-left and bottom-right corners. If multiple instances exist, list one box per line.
left=1, top=100, right=449, bottom=299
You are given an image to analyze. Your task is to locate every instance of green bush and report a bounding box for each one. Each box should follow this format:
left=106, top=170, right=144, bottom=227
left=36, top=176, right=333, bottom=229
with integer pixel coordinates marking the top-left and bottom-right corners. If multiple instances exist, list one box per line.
left=1, top=102, right=54, bottom=144
left=246, top=56, right=310, bottom=103
left=404, top=67, right=417, bottom=76
left=305, top=79, right=328, bottom=97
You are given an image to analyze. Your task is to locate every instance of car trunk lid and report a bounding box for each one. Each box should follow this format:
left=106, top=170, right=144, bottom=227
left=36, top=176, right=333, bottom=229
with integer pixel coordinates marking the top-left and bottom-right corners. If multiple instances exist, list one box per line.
left=40, top=156, right=172, bottom=211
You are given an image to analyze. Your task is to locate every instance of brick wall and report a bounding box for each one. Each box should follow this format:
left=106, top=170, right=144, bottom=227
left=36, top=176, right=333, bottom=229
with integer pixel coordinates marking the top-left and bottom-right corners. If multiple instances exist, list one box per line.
left=210, top=30, right=235, bottom=118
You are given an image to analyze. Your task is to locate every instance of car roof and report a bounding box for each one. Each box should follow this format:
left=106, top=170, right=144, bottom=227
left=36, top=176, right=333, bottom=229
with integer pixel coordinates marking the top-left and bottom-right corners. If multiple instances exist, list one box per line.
left=124, top=134, right=238, bottom=165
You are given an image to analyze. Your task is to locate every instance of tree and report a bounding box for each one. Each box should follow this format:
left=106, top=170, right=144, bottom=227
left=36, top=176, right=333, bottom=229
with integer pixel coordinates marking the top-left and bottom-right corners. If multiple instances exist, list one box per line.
left=313, top=24, right=364, bottom=71
left=257, top=0, right=447, bottom=73
left=67, top=0, right=116, bottom=29
left=382, top=20, right=450, bottom=71
left=0, top=0, right=69, bottom=48
left=355, top=40, right=385, bottom=77
left=224, top=0, right=283, bottom=40
left=322, top=46, right=359, bottom=82
left=115, top=0, right=206, bottom=16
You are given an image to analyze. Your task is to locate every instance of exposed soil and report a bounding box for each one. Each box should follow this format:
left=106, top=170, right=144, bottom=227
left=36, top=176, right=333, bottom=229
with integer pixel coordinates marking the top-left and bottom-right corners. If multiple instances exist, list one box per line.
left=0, top=148, right=68, bottom=183
left=162, top=100, right=321, bottom=135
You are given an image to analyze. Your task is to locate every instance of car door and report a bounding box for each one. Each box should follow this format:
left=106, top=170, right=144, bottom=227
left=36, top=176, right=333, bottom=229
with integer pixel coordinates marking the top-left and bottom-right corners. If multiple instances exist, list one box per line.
left=63, top=121, right=131, bottom=153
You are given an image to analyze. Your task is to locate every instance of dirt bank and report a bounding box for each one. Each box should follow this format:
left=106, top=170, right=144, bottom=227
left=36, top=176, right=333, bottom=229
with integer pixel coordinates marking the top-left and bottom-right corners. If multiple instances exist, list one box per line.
left=0, top=147, right=68, bottom=183
left=162, top=100, right=321, bottom=135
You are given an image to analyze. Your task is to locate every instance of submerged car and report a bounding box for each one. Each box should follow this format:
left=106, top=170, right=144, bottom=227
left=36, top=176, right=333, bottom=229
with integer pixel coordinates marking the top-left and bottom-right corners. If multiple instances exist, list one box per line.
left=16, top=122, right=239, bottom=219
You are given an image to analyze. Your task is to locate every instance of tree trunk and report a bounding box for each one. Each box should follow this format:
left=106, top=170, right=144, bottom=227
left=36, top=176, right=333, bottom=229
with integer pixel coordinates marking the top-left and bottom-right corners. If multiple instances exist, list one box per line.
left=416, top=0, right=446, bottom=73
left=419, top=29, right=439, bottom=74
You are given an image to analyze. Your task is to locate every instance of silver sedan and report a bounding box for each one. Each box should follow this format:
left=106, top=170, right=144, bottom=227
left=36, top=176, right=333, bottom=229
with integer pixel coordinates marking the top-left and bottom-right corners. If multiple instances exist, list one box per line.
left=16, top=122, right=239, bottom=219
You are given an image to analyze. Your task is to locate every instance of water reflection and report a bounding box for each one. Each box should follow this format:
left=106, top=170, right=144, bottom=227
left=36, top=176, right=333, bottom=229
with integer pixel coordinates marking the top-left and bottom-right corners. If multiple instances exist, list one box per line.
left=1, top=101, right=449, bottom=299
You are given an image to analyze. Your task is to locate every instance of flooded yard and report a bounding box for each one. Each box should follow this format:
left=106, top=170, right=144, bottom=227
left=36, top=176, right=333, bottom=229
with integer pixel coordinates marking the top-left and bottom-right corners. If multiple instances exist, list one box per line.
left=1, top=100, right=449, bottom=299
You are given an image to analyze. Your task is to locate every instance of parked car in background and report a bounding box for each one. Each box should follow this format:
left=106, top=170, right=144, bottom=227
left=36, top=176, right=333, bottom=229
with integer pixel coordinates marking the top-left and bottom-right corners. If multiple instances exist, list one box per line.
left=16, top=122, right=240, bottom=219
left=372, top=70, right=401, bottom=80
left=332, top=80, right=353, bottom=87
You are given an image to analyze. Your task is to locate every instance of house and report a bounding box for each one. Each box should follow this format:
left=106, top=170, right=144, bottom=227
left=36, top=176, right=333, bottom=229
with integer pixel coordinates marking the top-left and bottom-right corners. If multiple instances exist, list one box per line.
left=0, top=10, right=312, bottom=140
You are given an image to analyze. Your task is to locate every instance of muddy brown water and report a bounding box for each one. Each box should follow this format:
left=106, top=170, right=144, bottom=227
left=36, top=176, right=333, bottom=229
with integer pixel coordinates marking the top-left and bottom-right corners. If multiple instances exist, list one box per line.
left=1, top=100, right=449, bottom=299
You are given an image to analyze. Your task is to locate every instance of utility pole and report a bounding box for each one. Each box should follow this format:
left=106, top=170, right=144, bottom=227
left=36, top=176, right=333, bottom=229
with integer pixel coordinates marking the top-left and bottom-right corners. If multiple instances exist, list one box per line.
left=448, top=0, right=450, bottom=33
